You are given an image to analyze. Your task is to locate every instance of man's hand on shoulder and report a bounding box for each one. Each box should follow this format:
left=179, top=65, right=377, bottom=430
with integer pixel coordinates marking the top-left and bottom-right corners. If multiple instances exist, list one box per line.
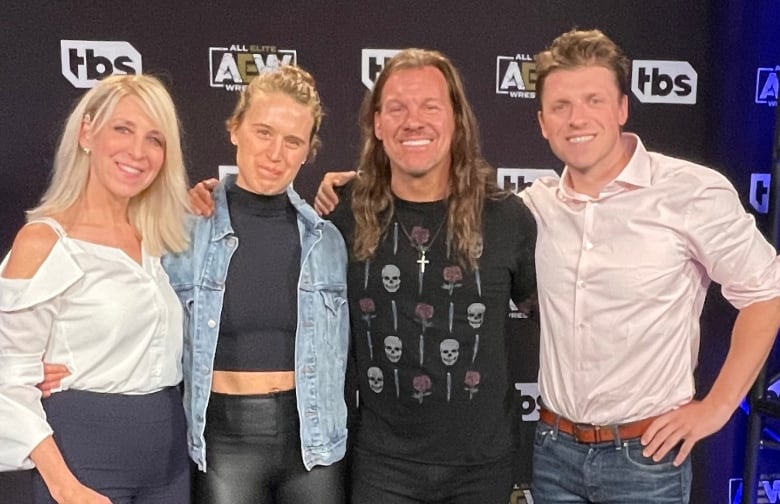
left=314, top=171, right=357, bottom=216
left=190, top=178, right=219, bottom=217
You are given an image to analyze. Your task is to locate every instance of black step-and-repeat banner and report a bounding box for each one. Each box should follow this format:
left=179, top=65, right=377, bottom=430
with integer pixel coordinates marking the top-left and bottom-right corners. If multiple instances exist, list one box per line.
left=1, top=2, right=778, bottom=503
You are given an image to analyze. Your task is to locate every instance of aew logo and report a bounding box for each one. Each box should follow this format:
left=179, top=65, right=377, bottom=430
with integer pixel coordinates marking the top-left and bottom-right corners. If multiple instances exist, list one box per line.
left=755, top=66, right=779, bottom=107
left=210, top=44, right=297, bottom=91
left=750, top=173, right=771, bottom=214
left=515, top=382, right=541, bottom=421
left=730, top=476, right=780, bottom=503
left=631, top=60, right=697, bottom=104
left=497, top=168, right=559, bottom=193
left=60, top=40, right=141, bottom=88
left=496, top=54, right=537, bottom=99
left=361, top=49, right=400, bottom=89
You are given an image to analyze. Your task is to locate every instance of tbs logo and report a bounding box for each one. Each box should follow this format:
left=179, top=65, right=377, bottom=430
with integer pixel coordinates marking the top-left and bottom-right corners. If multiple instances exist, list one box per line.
left=514, top=382, right=541, bottom=421
left=631, top=60, right=697, bottom=105
left=750, top=173, right=771, bottom=214
left=497, top=168, right=559, bottom=193
left=61, top=40, right=141, bottom=88
left=361, top=49, right=400, bottom=90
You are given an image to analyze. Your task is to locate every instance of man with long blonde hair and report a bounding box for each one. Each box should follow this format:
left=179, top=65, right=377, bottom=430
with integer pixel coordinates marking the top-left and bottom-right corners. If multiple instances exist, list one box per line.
left=317, top=48, right=537, bottom=504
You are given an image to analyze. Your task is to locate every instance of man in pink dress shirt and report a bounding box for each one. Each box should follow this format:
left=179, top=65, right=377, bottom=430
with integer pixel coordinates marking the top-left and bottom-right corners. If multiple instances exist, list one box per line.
left=522, top=28, right=780, bottom=504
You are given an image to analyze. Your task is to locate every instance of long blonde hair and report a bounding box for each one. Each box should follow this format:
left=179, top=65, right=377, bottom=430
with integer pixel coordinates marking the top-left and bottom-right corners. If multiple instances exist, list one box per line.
left=27, top=74, right=190, bottom=255
left=351, top=48, right=505, bottom=270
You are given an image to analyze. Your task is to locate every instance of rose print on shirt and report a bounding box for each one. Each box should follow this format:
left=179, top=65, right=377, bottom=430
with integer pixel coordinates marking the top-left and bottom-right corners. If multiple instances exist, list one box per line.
left=442, top=265, right=463, bottom=332
left=410, top=226, right=430, bottom=247
left=441, top=266, right=463, bottom=295
left=415, top=303, right=434, bottom=366
left=412, top=374, right=432, bottom=404
left=464, top=370, right=480, bottom=399
left=360, top=297, right=376, bottom=359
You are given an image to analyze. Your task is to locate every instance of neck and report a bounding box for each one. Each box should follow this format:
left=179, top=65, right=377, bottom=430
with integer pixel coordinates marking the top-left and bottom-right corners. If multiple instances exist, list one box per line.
left=390, top=171, right=449, bottom=202
left=568, top=135, right=633, bottom=197
left=70, top=183, right=132, bottom=227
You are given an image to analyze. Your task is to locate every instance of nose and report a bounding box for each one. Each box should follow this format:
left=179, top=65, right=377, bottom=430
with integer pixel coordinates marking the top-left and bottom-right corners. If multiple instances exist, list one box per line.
left=402, top=106, right=424, bottom=130
left=266, top=135, right=283, bottom=161
left=568, top=102, right=588, bottom=127
left=129, top=133, right=145, bottom=159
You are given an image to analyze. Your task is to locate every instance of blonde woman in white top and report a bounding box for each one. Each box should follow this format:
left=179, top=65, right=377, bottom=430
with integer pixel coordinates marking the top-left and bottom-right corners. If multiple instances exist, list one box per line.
left=0, top=74, right=191, bottom=504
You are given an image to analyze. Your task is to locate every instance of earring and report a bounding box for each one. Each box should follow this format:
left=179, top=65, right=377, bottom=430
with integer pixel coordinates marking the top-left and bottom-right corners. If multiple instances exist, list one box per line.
left=80, top=146, right=91, bottom=155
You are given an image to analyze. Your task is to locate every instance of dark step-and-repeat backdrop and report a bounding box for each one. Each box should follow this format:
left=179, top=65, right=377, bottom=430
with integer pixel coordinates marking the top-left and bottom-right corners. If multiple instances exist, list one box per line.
left=1, top=2, right=778, bottom=503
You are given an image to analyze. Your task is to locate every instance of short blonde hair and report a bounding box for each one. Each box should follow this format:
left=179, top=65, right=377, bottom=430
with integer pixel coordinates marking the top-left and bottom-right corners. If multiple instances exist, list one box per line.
left=225, top=65, right=323, bottom=162
left=534, top=28, right=630, bottom=109
left=28, top=74, right=190, bottom=255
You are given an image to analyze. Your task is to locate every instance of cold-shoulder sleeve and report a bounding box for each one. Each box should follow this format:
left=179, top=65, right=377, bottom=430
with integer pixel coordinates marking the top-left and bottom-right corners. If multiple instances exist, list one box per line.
left=0, top=241, right=83, bottom=470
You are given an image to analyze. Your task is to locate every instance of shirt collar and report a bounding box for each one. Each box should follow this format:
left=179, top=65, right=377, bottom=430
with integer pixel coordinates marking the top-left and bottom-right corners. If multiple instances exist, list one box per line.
left=556, top=133, right=651, bottom=203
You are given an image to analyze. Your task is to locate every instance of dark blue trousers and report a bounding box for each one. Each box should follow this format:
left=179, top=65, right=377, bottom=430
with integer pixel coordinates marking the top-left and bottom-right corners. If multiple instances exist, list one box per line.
left=32, top=387, right=190, bottom=504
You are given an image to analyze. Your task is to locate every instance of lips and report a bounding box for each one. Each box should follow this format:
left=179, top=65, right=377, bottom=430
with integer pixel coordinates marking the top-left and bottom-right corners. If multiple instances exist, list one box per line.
left=257, top=165, right=283, bottom=177
left=401, top=138, right=432, bottom=147
left=567, top=135, right=595, bottom=144
left=117, top=163, right=143, bottom=176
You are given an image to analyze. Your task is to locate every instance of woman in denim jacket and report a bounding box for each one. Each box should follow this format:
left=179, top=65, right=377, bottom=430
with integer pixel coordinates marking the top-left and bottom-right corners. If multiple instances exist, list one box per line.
left=164, top=66, right=349, bottom=504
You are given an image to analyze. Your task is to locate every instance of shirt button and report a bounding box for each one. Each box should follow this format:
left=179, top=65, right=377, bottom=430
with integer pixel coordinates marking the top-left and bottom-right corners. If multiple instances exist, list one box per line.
left=207, top=319, right=217, bottom=328
left=577, top=280, right=586, bottom=288
left=584, top=242, right=593, bottom=250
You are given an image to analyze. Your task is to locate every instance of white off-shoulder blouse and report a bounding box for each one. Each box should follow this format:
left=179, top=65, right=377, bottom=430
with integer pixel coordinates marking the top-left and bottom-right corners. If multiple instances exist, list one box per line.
left=0, top=218, right=183, bottom=470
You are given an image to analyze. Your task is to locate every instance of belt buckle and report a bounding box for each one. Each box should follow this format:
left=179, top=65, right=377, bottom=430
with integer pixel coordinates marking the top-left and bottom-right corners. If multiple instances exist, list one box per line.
left=573, top=422, right=602, bottom=443
left=573, top=423, right=613, bottom=443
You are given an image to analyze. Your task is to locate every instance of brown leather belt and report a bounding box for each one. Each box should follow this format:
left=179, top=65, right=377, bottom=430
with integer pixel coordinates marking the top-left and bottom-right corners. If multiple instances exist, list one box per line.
left=539, top=407, right=656, bottom=444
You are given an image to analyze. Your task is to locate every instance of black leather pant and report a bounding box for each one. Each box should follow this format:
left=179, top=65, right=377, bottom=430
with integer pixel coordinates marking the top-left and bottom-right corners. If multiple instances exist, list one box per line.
left=195, top=390, right=345, bottom=504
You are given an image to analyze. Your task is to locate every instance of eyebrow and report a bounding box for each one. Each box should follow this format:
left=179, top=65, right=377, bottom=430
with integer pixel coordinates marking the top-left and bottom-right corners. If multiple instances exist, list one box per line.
left=112, top=117, right=164, bottom=137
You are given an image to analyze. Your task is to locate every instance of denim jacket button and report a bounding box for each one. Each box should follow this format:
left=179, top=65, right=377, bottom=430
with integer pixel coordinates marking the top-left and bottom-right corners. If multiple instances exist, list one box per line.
left=207, top=319, right=217, bottom=328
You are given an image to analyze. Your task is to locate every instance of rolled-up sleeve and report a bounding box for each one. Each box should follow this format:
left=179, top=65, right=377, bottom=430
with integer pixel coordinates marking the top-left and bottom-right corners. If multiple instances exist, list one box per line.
left=0, top=242, right=82, bottom=470
left=684, top=171, right=780, bottom=309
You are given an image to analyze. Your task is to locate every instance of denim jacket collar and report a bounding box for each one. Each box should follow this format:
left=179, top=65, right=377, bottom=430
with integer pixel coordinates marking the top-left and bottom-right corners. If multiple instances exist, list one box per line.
left=213, top=175, right=326, bottom=240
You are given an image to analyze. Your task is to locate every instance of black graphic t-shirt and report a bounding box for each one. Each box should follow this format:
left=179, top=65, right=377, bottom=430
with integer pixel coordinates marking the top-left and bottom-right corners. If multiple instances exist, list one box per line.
left=330, top=192, right=537, bottom=465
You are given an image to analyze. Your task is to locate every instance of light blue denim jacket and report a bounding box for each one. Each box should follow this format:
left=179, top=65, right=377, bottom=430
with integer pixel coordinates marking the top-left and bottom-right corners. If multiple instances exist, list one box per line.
left=163, top=176, right=349, bottom=471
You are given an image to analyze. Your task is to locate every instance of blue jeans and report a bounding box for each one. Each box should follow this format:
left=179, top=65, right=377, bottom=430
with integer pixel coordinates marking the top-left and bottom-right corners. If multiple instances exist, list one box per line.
left=531, top=422, right=692, bottom=503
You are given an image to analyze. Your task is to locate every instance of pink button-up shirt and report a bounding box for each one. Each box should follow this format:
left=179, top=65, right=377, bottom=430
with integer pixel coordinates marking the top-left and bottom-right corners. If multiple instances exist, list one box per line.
left=521, top=133, right=780, bottom=424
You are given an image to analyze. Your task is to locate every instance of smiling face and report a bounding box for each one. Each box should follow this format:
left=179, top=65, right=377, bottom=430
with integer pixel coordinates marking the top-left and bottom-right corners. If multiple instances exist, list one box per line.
left=374, top=66, right=455, bottom=192
left=537, top=65, right=629, bottom=185
left=231, top=90, right=313, bottom=195
left=80, top=95, right=166, bottom=202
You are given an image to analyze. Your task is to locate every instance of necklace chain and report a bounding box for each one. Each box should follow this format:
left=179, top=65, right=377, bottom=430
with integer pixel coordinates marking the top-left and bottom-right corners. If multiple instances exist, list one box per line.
left=395, top=212, right=446, bottom=274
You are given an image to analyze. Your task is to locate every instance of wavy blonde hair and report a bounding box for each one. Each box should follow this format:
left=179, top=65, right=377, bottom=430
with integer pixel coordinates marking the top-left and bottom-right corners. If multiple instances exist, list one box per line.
left=225, top=64, right=323, bottom=162
left=351, top=48, right=505, bottom=270
left=534, top=28, right=630, bottom=108
left=27, top=74, right=190, bottom=255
